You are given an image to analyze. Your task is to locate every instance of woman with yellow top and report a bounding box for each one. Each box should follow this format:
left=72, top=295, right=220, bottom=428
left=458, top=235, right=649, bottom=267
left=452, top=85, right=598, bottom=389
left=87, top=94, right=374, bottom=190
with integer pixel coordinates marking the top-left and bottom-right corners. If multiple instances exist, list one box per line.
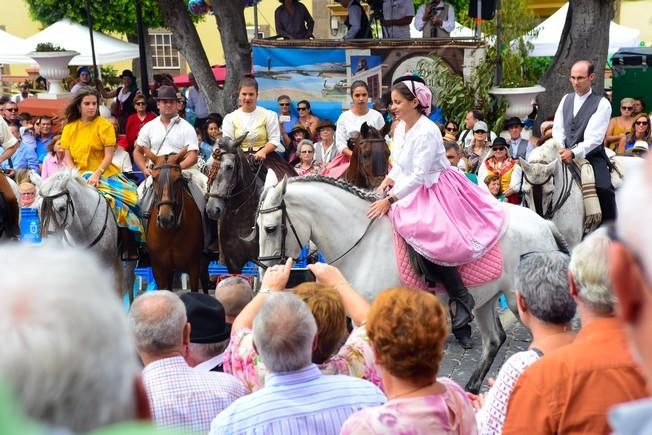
left=605, top=97, right=635, bottom=150
left=60, top=86, right=144, bottom=258
left=477, top=137, right=523, bottom=204
left=221, top=76, right=295, bottom=178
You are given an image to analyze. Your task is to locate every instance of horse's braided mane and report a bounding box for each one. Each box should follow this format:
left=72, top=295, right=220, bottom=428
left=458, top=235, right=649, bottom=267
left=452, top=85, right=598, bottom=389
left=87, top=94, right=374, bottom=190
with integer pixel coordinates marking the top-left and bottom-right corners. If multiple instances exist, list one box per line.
left=288, top=175, right=382, bottom=202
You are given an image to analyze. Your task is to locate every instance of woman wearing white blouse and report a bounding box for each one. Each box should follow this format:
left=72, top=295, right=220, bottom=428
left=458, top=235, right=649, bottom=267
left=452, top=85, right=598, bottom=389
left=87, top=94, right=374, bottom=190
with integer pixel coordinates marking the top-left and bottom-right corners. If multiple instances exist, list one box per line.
left=368, top=74, right=507, bottom=333
left=335, top=81, right=385, bottom=156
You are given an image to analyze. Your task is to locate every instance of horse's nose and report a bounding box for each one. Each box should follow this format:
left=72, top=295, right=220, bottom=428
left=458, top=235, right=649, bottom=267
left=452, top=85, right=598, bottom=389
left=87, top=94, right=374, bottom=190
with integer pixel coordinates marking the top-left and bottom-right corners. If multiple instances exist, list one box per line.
left=157, top=213, right=175, bottom=229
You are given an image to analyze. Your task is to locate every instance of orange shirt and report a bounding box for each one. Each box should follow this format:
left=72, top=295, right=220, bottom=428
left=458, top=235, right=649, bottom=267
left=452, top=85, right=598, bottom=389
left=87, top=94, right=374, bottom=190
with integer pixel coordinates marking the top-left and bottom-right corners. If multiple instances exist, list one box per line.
left=502, top=317, right=647, bottom=435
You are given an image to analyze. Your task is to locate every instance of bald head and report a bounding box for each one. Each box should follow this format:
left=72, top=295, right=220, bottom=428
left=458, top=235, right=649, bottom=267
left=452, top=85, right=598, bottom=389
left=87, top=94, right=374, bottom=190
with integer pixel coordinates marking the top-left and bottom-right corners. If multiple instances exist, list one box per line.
left=215, top=277, right=254, bottom=322
left=129, top=290, right=188, bottom=356
left=570, top=60, right=595, bottom=96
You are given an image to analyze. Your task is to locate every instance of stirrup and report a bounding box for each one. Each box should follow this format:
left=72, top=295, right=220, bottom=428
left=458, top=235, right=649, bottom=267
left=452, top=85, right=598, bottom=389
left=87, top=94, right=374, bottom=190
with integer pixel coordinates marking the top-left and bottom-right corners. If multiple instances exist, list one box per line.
left=449, top=297, right=475, bottom=330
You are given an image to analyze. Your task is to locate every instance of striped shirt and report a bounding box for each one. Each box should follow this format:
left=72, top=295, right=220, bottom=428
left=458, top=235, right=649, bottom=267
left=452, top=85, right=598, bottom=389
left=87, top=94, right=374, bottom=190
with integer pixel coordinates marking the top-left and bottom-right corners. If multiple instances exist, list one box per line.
left=209, top=364, right=386, bottom=435
left=142, top=356, right=248, bottom=434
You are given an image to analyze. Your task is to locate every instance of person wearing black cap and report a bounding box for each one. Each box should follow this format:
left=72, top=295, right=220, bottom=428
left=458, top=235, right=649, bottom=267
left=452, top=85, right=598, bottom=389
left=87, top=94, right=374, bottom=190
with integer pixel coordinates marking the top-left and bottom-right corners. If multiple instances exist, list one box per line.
left=504, top=117, right=532, bottom=161
left=477, top=136, right=523, bottom=204
left=99, top=69, right=140, bottom=133
left=368, top=74, right=507, bottom=338
left=181, top=292, right=232, bottom=372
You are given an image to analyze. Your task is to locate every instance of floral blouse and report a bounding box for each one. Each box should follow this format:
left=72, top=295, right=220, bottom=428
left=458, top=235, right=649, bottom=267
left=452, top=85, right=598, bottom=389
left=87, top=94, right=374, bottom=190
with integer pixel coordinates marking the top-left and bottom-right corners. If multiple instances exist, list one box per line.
left=294, top=160, right=323, bottom=176
left=223, top=325, right=382, bottom=392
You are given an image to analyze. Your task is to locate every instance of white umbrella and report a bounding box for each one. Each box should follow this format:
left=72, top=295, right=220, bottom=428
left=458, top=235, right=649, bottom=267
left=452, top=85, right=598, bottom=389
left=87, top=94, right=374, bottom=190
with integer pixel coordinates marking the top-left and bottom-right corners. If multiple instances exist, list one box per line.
left=519, top=3, right=640, bottom=56
left=0, top=29, right=34, bottom=64
left=24, top=18, right=139, bottom=65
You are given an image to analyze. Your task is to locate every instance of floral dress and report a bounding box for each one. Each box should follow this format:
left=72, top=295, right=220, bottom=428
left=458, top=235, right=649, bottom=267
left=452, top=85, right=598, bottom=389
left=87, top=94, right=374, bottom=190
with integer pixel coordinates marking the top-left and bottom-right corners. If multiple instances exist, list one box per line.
left=224, top=325, right=382, bottom=392
left=294, top=160, right=323, bottom=176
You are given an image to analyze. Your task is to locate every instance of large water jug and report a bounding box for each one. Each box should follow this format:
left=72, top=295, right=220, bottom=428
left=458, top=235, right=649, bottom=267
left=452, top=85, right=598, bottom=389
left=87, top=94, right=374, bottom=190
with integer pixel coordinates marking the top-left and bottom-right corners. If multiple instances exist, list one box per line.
left=20, top=208, right=41, bottom=243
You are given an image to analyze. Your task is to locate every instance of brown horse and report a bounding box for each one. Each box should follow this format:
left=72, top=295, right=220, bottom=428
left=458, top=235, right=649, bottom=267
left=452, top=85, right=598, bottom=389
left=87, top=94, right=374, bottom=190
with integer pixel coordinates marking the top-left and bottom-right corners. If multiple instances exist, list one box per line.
left=143, top=149, right=209, bottom=292
left=344, top=122, right=390, bottom=190
left=0, top=171, right=19, bottom=239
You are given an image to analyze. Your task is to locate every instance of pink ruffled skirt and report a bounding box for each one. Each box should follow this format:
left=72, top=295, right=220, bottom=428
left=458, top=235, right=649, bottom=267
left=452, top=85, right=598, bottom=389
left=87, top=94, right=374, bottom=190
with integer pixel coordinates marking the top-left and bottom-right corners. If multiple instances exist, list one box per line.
left=389, top=168, right=507, bottom=266
left=320, top=153, right=350, bottom=178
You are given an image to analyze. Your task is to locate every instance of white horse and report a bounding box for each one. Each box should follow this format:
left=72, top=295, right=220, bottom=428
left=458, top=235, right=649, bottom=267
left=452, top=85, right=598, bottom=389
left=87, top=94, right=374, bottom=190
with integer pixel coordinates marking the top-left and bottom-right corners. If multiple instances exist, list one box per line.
left=257, top=175, right=568, bottom=393
left=39, top=169, right=136, bottom=300
left=520, top=139, right=646, bottom=248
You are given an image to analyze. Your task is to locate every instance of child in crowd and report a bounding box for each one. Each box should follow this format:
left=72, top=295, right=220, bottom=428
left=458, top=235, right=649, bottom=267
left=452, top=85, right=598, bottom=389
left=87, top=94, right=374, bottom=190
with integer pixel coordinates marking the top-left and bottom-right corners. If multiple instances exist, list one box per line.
left=41, top=135, right=65, bottom=181
left=199, top=117, right=222, bottom=162
left=484, top=173, right=506, bottom=202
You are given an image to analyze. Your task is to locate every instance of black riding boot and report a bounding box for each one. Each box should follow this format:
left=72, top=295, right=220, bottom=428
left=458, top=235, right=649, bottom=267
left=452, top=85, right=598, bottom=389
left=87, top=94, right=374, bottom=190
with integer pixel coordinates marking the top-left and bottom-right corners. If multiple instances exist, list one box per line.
left=119, top=228, right=139, bottom=262
left=422, top=260, right=475, bottom=331
left=204, top=215, right=219, bottom=255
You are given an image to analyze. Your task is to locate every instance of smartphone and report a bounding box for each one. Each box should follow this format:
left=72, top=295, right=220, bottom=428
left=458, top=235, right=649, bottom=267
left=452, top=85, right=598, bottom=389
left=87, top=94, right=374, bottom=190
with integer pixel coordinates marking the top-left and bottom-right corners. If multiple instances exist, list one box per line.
left=279, top=115, right=291, bottom=123
left=286, top=267, right=316, bottom=288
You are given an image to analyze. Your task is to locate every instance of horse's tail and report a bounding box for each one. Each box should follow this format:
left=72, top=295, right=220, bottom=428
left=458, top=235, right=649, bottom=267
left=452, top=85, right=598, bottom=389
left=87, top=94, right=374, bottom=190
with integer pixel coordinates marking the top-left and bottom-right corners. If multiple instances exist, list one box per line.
left=547, top=220, right=570, bottom=254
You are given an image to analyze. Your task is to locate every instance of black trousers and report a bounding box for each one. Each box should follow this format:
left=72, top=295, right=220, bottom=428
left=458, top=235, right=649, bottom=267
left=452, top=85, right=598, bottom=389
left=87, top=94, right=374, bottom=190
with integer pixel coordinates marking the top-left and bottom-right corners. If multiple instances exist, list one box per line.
left=587, top=151, right=617, bottom=223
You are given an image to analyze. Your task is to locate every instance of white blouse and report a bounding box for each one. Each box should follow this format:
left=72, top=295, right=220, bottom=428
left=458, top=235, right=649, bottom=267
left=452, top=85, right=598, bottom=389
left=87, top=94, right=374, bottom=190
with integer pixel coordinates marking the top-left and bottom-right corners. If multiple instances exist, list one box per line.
left=335, top=109, right=385, bottom=152
left=388, top=115, right=450, bottom=199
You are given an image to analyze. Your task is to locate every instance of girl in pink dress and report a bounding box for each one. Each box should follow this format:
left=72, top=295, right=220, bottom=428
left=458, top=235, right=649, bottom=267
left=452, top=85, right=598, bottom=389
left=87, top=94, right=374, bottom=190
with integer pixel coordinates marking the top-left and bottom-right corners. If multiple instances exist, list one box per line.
left=40, top=135, right=65, bottom=180
left=367, top=74, right=506, bottom=333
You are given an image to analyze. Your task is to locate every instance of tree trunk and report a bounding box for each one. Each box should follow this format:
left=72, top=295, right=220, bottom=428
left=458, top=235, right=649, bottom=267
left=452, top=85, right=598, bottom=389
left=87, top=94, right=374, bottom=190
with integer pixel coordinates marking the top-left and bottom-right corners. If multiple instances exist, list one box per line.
left=211, top=1, right=252, bottom=112
left=535, top=0, right=615, bottom=132
left=156, top=0, right=224, bottom=114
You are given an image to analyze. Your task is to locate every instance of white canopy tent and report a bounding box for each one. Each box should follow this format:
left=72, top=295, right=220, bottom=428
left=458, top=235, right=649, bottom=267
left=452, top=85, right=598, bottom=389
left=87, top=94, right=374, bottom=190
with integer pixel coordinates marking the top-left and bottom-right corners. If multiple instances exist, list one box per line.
left=521, top=3, right=640, bottom=56
left=0, top=29, right=33, bottom=64
left=23, top=18, right=139, bottom=65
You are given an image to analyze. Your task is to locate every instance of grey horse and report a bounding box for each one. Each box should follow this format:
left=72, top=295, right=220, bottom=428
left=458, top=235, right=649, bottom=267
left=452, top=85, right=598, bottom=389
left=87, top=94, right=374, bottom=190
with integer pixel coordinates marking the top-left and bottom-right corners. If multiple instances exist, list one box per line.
left=39, top=169, right=136, bottom=300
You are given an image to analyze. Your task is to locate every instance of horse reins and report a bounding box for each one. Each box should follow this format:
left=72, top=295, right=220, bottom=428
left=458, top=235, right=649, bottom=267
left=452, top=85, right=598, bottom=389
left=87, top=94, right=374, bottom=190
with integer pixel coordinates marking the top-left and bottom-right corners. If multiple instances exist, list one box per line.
left=522, top=159, right=574, bottom=220
left=206, top=149, right=263, bottom=213
left=256, top=198, right=376, bottom=270
left=152, top=161, right=185, bottom=228
left=41, top=189, right=111, bottom=249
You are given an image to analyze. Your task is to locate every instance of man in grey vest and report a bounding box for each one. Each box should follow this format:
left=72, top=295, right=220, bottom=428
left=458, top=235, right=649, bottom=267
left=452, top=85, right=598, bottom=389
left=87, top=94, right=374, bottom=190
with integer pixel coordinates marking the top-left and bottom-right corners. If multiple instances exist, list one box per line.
left=552, top=60, right=615, bottom=223
left=505, top=117, right=532, bottom=160
left=414, top=0, right=455, bottom=38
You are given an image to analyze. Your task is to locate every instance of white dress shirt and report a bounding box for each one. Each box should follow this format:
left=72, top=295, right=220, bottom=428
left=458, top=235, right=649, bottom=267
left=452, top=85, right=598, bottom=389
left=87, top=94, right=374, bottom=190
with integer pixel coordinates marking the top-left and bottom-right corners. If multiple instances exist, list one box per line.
left=388, top=115, right=450, bottom=199
left=552, top=89, right=612, bottom=160
left=414, top=1, right=455, bottom=34
left=136, top=116, right=199, bottom=155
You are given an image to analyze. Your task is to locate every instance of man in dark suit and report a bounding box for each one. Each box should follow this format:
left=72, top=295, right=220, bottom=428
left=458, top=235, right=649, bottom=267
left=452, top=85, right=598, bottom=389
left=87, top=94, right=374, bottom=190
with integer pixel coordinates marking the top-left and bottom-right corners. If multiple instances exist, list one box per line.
left=181, top=292, right=231, bottom=372
left=505, top=117, right=532, bottom=161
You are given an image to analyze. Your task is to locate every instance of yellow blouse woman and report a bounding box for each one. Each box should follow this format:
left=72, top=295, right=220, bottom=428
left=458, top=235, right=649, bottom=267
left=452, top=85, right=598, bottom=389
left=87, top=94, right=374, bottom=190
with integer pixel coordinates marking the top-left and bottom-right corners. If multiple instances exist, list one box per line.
left=61, top=86, right=144, bottom=256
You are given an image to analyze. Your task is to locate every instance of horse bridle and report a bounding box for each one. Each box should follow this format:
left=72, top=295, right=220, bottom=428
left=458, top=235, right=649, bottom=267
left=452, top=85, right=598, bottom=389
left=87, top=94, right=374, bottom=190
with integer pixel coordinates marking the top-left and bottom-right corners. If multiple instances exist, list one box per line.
left=256, top=198, right=376, bottom=270
left=205, top=149, right=263, bottom=211
left=40, top=189, right=111, bottom=249
left=522, top=159, right=574, bottom=220
left=152, top=162, right=185, bottom=227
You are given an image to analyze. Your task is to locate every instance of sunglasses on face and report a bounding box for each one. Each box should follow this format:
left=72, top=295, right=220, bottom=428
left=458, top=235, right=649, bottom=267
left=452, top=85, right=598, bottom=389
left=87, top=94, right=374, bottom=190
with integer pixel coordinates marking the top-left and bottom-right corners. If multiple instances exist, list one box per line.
left=446, top=127, right=457, bottom=132
left=279, top=103, right=289, bottom=106
left=135, top=102, right=146, bottom=106
left=298, top=107, right=308, bottom=111
left=493, top=147, right=507, bottom=151
left=5, top=108, right=18, bottom=113
left=622, top=106, right=633, bottom=111
left=635, top=121, right=649, bottom=126
left=474, top=130, right=486, bottom=134
left=300, top=150, right=314, bottom=154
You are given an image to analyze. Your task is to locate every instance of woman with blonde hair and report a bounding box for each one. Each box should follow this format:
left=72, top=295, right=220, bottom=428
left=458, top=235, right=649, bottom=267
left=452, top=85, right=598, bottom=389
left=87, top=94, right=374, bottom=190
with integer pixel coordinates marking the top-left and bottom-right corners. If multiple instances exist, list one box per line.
left=605, top=97, right=635, bottom=150
left=341, top=287, right=476, bottom=434
left=617, top=112, right=651, bottom=155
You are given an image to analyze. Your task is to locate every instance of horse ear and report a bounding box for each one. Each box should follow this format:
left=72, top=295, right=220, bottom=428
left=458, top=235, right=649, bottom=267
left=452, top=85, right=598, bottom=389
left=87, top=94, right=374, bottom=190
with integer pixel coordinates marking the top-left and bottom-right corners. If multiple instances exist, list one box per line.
left=279, top=175, right=288, bottom=195
left=360, top=122, right=369, bottom=137
left=545, top=160, right=558, bottom=173
left=233, top=132, right=249, bottom=150
left=142, top=146, right=159, bottom=164
left=519, top=158, right=531, bottom=173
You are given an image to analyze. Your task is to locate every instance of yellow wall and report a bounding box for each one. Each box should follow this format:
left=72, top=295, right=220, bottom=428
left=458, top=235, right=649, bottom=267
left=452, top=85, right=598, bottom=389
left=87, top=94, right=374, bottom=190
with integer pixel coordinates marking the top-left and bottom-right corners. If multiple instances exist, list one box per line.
left=618, top=0, right=652, bottom=46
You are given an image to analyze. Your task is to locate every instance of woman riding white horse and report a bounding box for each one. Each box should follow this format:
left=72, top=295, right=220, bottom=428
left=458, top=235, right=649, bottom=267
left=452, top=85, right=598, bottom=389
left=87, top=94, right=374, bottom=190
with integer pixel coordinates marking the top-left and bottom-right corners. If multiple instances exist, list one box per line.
left=367, top=74, right=507, bottom=335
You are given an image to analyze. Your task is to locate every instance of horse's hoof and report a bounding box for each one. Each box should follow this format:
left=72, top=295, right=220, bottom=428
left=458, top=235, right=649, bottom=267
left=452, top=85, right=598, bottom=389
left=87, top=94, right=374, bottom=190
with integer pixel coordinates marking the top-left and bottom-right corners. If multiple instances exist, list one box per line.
left=456, top=335, right=473, bottom=350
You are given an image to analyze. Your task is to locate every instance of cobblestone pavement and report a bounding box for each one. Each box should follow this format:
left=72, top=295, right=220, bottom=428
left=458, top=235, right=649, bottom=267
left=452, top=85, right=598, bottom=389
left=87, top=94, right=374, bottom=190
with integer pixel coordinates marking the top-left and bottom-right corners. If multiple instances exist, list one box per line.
left=440, top=309, right=532, bottom=392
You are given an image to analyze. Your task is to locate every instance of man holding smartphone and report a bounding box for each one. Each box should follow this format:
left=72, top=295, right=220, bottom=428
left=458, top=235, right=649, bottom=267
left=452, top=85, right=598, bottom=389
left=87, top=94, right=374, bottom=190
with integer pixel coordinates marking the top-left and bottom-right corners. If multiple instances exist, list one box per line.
left=277, top=95, right=298, bottom=147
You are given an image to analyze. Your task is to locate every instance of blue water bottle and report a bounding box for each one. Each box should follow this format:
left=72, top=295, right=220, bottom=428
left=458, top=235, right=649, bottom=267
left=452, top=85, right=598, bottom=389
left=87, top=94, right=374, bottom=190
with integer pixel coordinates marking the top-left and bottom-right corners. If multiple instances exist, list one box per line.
left=20, top=208, right=41, bottom=244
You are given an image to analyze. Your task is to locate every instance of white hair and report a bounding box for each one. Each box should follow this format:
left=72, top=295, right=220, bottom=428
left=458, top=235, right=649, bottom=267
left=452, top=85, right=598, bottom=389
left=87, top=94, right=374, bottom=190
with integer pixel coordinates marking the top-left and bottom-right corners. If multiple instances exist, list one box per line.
left=569, top=228, right=616, bottom=315
left=215, top=277, right=253, bottom=318
left=617, top=160, right=652, bottom=285
left=129, top=290, right=187, bottom=355
left=0, top=244, right=139, bottom=433
left=252, top=292, right=316, bottom=373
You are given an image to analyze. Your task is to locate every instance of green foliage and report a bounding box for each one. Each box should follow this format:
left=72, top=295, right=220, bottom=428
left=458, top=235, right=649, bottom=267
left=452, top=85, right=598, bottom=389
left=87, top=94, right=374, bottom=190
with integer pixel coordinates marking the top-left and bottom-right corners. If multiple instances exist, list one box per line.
left=34, top=42, right=66, bottom=52
left=24, top=0, right=202, bottom=35
left=416, top=55, right=507, bottom=131
left=101, top=65, right=121, bottom=87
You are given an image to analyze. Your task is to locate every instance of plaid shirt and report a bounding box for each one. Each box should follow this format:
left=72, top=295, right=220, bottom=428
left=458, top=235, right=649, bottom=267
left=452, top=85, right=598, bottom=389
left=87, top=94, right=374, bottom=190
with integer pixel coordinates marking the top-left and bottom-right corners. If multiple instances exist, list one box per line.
left=142, top=356, right=248, bottom=434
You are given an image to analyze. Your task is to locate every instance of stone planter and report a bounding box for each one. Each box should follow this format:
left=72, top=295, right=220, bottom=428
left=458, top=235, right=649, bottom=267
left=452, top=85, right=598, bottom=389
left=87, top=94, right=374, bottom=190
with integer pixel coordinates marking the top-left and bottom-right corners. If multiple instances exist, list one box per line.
left=490, top=85, right=546, bottom=119
left=28, top=51, right=79, bottom=99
